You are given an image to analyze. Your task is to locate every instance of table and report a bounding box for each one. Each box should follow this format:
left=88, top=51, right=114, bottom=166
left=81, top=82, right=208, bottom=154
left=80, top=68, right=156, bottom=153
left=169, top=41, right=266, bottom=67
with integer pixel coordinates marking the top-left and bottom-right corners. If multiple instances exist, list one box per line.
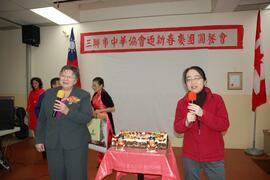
left=95, top=145, right=181, bottom=180
left=0, top=127, right=20, bottom=137
left=0, top=127, right=20, bottom=170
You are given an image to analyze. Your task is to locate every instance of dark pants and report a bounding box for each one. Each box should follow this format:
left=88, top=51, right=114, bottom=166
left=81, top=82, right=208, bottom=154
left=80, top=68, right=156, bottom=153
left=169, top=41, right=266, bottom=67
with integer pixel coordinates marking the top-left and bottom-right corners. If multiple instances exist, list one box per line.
left=183, top=157, right=225, bottom=180
left=46, top=143, right=88, bottom=180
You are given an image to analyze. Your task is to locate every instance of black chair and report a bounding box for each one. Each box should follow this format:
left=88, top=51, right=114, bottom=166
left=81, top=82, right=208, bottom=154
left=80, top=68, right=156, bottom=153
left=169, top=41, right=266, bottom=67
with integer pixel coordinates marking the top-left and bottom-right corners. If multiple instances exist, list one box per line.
left=0, top=96, right=15, bottom=130
left=14, top=107, right=28, bottom=139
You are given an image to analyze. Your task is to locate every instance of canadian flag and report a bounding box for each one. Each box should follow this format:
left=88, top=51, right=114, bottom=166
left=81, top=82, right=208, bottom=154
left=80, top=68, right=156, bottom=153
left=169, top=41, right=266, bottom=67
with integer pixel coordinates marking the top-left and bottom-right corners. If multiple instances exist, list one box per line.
left=252, top=11, right=267, bottom=112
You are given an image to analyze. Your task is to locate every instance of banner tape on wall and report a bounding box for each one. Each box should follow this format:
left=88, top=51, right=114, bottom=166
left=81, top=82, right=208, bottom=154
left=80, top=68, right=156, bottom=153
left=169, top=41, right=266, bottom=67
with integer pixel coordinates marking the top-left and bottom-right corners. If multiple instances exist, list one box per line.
left=80, top=25, right=243, bottom=53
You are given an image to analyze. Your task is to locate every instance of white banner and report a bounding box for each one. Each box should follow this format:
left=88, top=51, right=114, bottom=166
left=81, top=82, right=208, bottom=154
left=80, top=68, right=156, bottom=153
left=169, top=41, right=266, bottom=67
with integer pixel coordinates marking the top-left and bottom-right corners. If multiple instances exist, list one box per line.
left=81, top=25, right=243, bottom=53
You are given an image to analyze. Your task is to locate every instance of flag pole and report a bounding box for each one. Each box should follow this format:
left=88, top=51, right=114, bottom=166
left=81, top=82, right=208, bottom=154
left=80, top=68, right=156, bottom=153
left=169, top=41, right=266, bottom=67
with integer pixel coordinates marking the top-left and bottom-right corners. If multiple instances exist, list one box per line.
left=245, top=11, right=266, bottom=156
left=245, top=111, right=264, bottom=156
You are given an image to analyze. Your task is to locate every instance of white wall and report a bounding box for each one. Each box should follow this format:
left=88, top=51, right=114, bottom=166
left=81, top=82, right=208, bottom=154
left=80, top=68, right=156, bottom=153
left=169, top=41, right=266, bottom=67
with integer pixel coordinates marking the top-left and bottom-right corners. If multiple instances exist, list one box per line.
left=0, top=10, right=270, bottom=148
left=0, top=29, right=27, bottom=106
left=0, top=30, right=26, bottom=94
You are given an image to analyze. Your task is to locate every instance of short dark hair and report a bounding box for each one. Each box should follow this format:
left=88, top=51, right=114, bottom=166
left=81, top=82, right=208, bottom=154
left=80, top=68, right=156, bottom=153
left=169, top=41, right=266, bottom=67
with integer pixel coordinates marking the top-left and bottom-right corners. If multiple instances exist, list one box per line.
left=92, top=77, right=104, bottom=87
left=60, top=65, right=80, bottom=79
left=50, top=77, right=60, bottom=88
left=30, top=77, right=43, bottom=90
left=182, top=66, right=207, bottom=84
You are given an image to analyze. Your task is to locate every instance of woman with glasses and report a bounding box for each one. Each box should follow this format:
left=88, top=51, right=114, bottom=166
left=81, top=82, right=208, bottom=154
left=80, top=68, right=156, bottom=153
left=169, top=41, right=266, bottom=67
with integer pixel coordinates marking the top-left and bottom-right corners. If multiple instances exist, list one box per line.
left=35, top=65, right=92, bottom=180
left=174, top=66, right=230, bottom=180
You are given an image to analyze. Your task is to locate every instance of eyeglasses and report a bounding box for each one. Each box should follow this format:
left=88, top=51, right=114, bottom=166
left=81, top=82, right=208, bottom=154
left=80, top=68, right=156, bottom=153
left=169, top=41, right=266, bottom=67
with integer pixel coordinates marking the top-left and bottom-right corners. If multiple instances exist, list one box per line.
left=186, top=77, right=202, bottom=83
left=60, top=75, right=75, bottom=80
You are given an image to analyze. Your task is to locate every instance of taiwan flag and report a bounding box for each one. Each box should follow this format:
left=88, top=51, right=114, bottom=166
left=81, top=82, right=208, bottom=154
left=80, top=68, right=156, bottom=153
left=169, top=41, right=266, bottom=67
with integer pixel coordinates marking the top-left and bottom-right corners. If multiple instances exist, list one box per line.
left=67, top=28, right=81, bottom=88
left=252, top=11, right=267, bottom=111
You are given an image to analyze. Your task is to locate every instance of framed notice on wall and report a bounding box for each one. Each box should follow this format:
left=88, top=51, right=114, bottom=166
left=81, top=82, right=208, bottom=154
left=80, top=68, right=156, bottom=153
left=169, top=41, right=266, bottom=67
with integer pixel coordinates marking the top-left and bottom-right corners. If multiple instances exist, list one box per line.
left=227, top=72, right=243, bottom=90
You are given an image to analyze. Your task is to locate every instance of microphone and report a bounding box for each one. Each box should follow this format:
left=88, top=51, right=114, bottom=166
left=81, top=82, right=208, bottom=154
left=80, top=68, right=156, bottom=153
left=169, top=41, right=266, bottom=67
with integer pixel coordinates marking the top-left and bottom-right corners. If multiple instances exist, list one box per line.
left=188, top=91, right=197, bottom=103
left=187, top=91, right=200, bottom=134
left=52, top=90, right=65, bottom=117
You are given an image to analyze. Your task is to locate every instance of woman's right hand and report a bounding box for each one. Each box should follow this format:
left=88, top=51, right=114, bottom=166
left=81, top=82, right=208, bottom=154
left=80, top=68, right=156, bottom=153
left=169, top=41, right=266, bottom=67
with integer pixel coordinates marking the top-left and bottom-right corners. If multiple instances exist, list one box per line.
left=35, top=144, right=45, bottom=152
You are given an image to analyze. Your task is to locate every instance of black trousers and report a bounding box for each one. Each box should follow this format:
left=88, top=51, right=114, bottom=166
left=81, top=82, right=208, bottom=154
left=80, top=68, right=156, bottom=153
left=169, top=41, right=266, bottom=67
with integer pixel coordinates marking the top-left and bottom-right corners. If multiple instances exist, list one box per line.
left=46, top=143, right=88, bottom=180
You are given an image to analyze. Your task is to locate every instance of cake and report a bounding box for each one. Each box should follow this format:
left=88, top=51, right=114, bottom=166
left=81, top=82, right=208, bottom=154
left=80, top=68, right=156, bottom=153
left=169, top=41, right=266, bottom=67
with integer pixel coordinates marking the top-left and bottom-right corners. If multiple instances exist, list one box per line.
left=112, top=130, right=168, bottom=150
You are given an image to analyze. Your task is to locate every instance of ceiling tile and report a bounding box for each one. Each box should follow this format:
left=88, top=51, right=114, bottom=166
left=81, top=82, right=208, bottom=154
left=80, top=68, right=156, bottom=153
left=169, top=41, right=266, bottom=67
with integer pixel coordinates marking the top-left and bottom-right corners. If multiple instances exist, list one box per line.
left=0, top=10, right=53, bottom=25
left=0, top=0, right=24, bottom=11
left=11, top=0, right=53, bottom=9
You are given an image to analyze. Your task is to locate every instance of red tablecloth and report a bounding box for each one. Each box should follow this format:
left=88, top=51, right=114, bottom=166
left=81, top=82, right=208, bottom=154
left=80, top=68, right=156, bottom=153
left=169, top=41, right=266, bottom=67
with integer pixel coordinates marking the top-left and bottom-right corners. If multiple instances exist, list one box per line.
left=95, top=145, right=181, bottom=180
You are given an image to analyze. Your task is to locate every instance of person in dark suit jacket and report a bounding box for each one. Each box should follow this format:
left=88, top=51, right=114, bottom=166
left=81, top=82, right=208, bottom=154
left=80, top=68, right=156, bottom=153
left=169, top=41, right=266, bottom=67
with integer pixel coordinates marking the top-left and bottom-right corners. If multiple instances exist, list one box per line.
left=35, top=65, right=92, bottom=180
left=35, top=77, right=60, bottom=160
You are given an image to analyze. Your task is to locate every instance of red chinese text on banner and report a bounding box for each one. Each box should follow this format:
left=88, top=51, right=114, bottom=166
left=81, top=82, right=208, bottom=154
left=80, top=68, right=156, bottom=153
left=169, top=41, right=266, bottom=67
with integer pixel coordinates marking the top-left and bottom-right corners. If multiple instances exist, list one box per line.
left=80, top=25, right=243, bottom=53
left=67, top=28, right=81, bottom=88
left=252, top=11, right=267, bottom=111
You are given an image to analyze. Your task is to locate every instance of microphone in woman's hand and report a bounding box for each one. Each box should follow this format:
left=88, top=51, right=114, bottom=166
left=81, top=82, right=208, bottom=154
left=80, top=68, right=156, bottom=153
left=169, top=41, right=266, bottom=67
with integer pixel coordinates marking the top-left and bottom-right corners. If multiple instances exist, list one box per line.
left=188, top=91, right=201, bottom=133
left=187, top=91, right=197, bottom=125
left=52, top=90, right=65, bottom=117
left=188, top=91, right=197, bottom=103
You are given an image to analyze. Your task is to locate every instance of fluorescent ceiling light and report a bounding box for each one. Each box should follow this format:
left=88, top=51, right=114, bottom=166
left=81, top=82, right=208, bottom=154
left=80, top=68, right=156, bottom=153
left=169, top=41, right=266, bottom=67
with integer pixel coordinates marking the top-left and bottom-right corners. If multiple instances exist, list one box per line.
left=266, top=4, right=270, bottom=9
left=31, top=7, right=78, bottom=25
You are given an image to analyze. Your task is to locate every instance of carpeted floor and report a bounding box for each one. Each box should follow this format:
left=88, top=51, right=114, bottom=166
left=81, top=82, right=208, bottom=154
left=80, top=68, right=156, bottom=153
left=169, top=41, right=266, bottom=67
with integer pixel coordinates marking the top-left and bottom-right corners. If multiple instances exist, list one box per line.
left=253, top=158, right=270, bottom=175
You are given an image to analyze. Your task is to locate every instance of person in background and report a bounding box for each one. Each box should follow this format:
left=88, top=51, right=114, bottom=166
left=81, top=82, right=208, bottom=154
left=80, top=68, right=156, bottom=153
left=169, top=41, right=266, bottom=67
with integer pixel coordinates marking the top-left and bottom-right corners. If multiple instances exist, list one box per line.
left=35, top=65, right=92, bottom=180
left=91, top=77, right=115, bottom=165
left=35, top=77, right=60, bottom=117
left=26, top=77, right=45, bottom=137
left=174, top=66, right=230, bottom=180
left=35, top=77, right=60, bottom=159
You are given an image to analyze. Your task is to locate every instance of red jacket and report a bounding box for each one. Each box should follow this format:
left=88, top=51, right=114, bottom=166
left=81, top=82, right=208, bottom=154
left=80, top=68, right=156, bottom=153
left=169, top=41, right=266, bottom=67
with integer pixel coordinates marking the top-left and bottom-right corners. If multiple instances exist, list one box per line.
left=27, top=88, right=45, bottom=129
left=174, top=87, right=229, bottom=162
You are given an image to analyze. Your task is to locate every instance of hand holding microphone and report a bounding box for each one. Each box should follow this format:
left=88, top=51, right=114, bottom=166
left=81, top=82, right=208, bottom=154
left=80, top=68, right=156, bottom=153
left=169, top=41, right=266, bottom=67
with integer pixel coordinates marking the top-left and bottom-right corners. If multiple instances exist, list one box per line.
left=185, top=91, right=197, bottom=126
left=52, top=90, right=66, bottom=117
left=187, top=91, right=203, bottom=133
left=187, top=91, right=203, bottom=117
left=188, top=103, right=203, bottom=117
